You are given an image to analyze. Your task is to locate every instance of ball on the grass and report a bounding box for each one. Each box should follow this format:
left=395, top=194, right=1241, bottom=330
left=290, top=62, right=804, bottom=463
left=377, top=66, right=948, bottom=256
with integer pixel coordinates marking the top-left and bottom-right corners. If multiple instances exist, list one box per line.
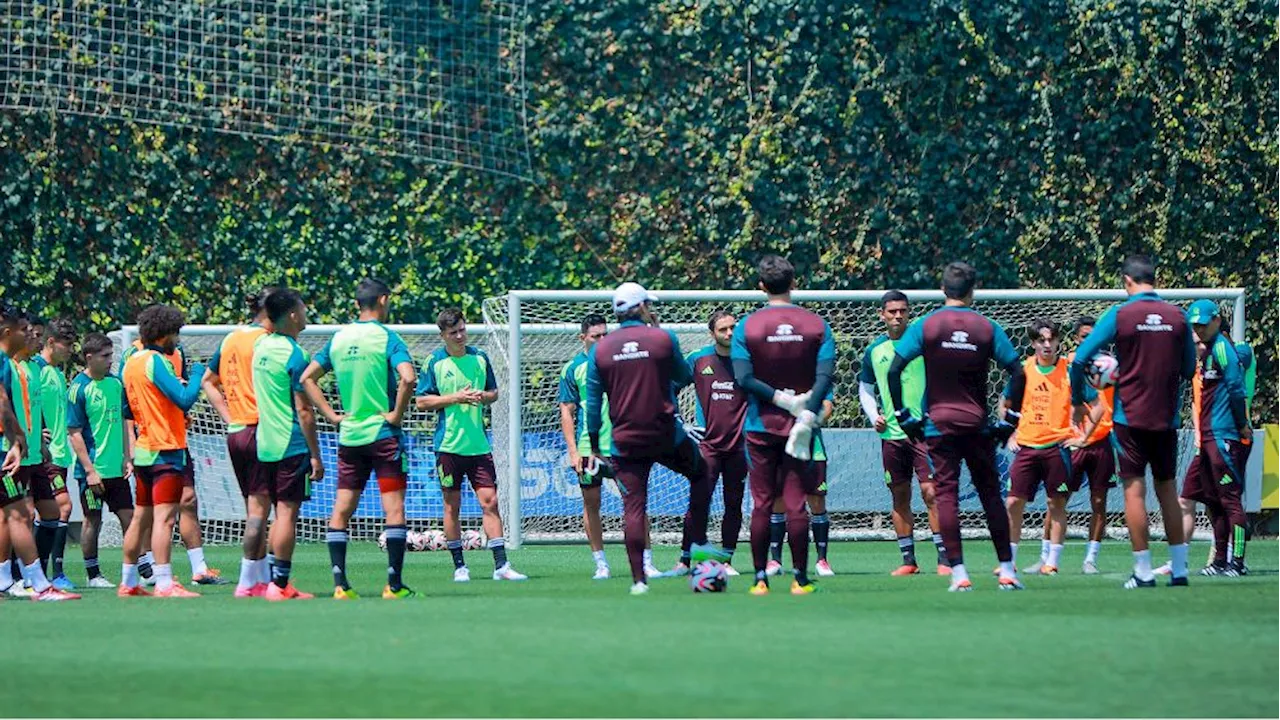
left=408, top=530, right=430, bottom=552
left=690, top=560, right=728, bottom=593
left=426, top=530, right=447, bottom=551
left=462, top=529, right=486, bottom=550
left=1086, top=352, right=1119, bottom=389
left=377, top=530, right=388, bottom=550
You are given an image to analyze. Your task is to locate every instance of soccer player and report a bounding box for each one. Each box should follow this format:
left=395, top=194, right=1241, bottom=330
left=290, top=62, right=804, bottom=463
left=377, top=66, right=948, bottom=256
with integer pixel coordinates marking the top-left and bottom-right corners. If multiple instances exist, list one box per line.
left=253, top=288, right=321, bottom=600
left=888, top=261, right=1025, bottom=592
left=120, top=305, right=207, bottom=597
left=0, top=305, right=77, bottom=600
left=68, top=333, right=135, bottom=588
left=204, top=288, right=273, bottom=597
left=765, top=393, right=835, bottom=577
left=1176, top=301, right=1251, bottom=576
left=302, top=278, right=418, bottom=599
left=858, top=290, right=947, bottom=576
left=731, top=256, right=835, bottom=596
left=999, top=319, right=1103, bottom=576
left=417, top=308, right=526, bottom=583
left=557, top=313, right=660, bottom=580
left=33, top=318, right=78, bottom=590
left=1070, top=254, right=1197, bottom=588
left=585, top=282, right=714, bottom=595
left=680, top=310, right=749, bottom=576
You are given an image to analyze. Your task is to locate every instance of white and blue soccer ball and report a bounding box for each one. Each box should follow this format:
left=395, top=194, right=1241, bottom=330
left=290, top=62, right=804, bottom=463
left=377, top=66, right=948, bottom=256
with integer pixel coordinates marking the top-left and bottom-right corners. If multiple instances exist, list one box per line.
left=690, top=560, right=728, bottom=593
left=462, top=529, right=486, bottom=551
left=1087, top=352, right=1119, bottom=389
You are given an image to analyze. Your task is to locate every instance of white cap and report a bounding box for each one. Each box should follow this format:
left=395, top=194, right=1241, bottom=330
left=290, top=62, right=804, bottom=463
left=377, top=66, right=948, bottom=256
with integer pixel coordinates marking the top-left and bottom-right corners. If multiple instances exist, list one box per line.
left=612, top=282, right=658, bottom=313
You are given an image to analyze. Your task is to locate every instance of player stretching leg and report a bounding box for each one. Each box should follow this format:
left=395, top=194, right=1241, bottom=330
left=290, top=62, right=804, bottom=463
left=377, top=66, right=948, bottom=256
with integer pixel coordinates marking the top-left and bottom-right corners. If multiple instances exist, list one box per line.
left=417, top=309, right=526, bottom=583
left=303, top=278, right=418, bottom=600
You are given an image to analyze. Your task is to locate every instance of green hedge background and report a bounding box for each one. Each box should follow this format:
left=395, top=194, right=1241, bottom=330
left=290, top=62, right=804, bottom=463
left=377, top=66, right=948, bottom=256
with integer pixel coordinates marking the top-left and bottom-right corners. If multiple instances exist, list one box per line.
left=1, top=0, right=1275, bottom=419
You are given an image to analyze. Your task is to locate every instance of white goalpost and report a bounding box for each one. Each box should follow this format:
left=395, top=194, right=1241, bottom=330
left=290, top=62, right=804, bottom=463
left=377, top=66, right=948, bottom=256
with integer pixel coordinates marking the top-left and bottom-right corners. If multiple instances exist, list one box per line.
left=87, top=287, right=1246, bottom=549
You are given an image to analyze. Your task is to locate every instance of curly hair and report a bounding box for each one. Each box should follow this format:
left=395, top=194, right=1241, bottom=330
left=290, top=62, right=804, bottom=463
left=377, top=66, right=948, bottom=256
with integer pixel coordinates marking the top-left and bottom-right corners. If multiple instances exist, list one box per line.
left=137, top=304, right=186, bottom=344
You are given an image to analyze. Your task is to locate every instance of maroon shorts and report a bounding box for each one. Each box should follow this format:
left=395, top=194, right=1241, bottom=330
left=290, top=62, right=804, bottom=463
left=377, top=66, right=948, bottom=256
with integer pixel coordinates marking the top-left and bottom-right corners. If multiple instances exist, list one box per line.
left=79, top=476, right=134, bottom=514
left=227, top=426, right=270, bottom=498
left=30, top=463, right=70, bottom=502
left=1181, top=437, right=1250, bottom=505
left=262, top=454, right=313, bottom=504
left=613, top=436, right=705, bottom=499
left=338, top=437, right=407, bottom=493
left=0, top=465, right=36, bottom=508
left=811, top=460, right=828, bottom=497
left=1070, top=439, right=1116, bottom=498
left=925, top=433, right=1000, bottom=496
left=1008, top=445, right=1074, bottom=500
left=1112, top=425, right=1177, bottom=481
left=882, top=438, right=933, bottom=488
left=745, top=432, right=822, bottom=499
left=437, top=452, right=498, bottom=491
left=703, top=447, right=748, bottom=493
left=134, top=464, right=185, bottom=507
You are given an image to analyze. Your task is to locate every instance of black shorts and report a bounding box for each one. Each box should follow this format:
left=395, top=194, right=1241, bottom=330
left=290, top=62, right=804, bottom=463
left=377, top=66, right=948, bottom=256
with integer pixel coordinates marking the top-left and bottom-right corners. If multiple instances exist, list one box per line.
left=438, top=453, right=498, bottom=491
left=30, top=463, right=70, bottom=502
left=80, top=476, right=134, bottom=514
left=0, top=465, right=36, bottom=508
left=1112, top=425, right=1177, bottom=481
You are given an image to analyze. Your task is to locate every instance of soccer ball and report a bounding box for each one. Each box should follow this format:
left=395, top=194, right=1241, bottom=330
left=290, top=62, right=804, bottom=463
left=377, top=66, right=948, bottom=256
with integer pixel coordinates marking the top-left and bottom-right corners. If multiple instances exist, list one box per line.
left=425, top=530, right=447, bottom=551
left=462, top=529, right=486, bottom=551
left=376, top=530, right=388, bottom=550
left=690, top=560, right=728, bottom=593
left=408, top=530, right=430, bottom=552
left=1086, top=352, right=1119, bottom=389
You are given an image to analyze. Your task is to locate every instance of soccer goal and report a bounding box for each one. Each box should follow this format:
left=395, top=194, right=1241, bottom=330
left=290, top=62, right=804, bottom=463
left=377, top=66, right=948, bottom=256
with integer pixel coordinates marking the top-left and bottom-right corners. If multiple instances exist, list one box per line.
left=481, top=288, right=1248, bottom=549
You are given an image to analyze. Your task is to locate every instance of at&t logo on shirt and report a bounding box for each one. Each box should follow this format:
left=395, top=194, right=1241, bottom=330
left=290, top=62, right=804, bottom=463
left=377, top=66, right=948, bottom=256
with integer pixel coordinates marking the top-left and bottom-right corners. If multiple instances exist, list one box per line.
left=767, top=323, right=803, bottom=343
left=942, top=330, right=977, bottom=351
left=1137, top=313, right=1173, bottom=332
left=711, top=380, right=736, bottom=401
left=612, top=341, right=650, bottom=361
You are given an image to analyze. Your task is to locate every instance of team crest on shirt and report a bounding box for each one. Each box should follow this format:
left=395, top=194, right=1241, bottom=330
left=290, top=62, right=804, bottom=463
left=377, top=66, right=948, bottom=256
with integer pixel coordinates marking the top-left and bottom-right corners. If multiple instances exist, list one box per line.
left=1137, top=314, right=1173, bottom=332
left=612, top=341, right=650, bottom=361
left=767, top=323, right=803, bottom=343
left=942, top=330, right=977, bottom=351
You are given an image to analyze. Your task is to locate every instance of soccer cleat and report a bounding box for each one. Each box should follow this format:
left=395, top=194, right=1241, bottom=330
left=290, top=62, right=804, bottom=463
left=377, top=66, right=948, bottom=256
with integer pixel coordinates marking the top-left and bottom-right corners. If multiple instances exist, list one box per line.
left=790, top=579, right=817, bottom=595
left=948, top=579, right=973, bottom=592
left=936, top=564, right=952, bottom=576
left=267, top=583, right=315, bottom=601
left=51, top=574, right=76, bottom=591
left=690, top=543, right=731, bottom=564
left=749, top=580, right=770, bottom=596
left=1082, top=560, right=1100, bottom=575
left=723, top=564, right=741, bottom=577
left=117, top=585, right=151, bottom=597
left=234, top=583, right=269, bottom=598
left=643, top=562, right=663, bottom=579
left=382, top=585, right=418, bottom=599
left=629, top=582, right=649, bottom=595
left=1167, top=576, right=1189, bottom=587
left=87, top=576, right=116, bottom=589
left=453, top=567, right=471, bottom=583
left=154, top=582, right=200, bottom=598
left=665, top=562, right=691, bottom=578
left=140, top=574, right=156, bottom=587
left=1152, top=561, right=1173, bottom=576
left=1039, top=565, right=1059, bottom=576
left=192, top=568, right=228, bottom=585
left=891, top=564, right=920, bottom=577
left=33, top=587, right=82, bottom=601
left=1228, top=561, right=1249, bottom=577
left=5, top=583, right=33, bottom=598
left=991, top=566, right=1001, bottom=577
left=592, top=564, right=611, bottom=580
left=815, top=559, right=835, bottom=577
left=1123, top=574, right=1157, bottom=589
left=1022, top=560, right=1046, bottom=575
left=998, top=575, right=1025, bottom=591
left=493, top=563, right=528, bottom=581
left=332, top=587, right=360, bottom=600
left=1198, top=563, right=1225, bottom=577
left=764, top=560, right=784, bottom=577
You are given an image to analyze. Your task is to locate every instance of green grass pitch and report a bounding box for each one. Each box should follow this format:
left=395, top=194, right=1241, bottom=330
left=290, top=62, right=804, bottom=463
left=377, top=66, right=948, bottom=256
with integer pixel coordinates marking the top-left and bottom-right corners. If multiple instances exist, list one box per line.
left=4, top=540, right=1276, bottom=717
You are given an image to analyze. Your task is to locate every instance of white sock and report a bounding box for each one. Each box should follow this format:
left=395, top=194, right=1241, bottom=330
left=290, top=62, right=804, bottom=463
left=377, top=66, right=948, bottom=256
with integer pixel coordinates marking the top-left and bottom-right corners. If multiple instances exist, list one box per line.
left=238, top=558, right=256, bottom=589
left=1048, top=544, right=1064, bottom=568
left=1085, top=541, right=1101, bottom=563
left=257, top=557, right=271, bottom=584
left=0, top=559, right=12, bottom=589
left=23, top=560, right=52, bottom=593
left=155, top=563, right=174, bottom=591
left=999, top=560, right=1016, bottom=578
left=1040, top=539, right=1051, bottom=561
left=1133, top=549, right=1154, bottom=581
left=642, top=549, right=653, bottom=566
left=1010, top=543, right=1019, bottom=565
left=122, top=563, right=139, bottom=588
left=950, top=563, right=970, bottom=584
left=1169, top=543, right=1189, bottom=578
left=187, top=546, right=208, bottom=575
left=592, top=550, right=607, bottom=565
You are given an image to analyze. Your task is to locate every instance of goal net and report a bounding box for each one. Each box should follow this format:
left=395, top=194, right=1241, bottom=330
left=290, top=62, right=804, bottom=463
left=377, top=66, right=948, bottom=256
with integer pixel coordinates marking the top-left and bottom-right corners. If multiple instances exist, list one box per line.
left=481, top=288, right=1247, bottom=548
left=0, top=0, right=530, bottom=176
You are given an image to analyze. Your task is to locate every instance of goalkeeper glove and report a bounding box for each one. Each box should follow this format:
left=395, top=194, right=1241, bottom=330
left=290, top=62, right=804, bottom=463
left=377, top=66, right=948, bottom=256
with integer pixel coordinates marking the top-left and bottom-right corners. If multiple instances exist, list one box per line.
left=894, top=407, right=925, bottom=442
left=773, top=389, right=813, bottom=418
left=785, top=410, right=819, bottom=461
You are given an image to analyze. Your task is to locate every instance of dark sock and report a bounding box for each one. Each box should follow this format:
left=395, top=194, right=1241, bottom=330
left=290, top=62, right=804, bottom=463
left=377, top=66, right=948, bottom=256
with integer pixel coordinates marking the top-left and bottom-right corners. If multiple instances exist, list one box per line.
left=326, top=527, right=350, bottom=590
left=795, top=570, right=811, bottom=586
left=138, top=558, right=153, bottom=579
left=448, top=540, right=466, bottom=569
left=52, top=521, right=68, bottom=576
left=36, top=520, right=56, bottom=575
left=932, top=532, right=946, bottom=564
left=384, top=525, right=407, bottom=591
left=489, top=538, right=508, bottom=570
left=897, top=536, right=918, bottom=566
left=768, top=513, right=786, bottom=563
left=84, top=556, right=102, bottom=579
left=679, top=550, right=691, bottom=566
left=811, top=513, right=830, bottom=562
left=271, top=558, right=292, bottom=589
left=9, top=552, right=20, bottom=581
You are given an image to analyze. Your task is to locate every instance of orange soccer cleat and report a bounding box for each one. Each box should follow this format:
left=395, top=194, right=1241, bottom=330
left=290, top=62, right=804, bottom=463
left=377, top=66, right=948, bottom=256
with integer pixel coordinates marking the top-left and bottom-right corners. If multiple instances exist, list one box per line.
left=265, top=583, right=315, bottom=601
left=936, top=564, right=952, bottom=576
left=154, top=582, right=201, bottom=598
left=891, top=564, right=921, bottom=576
left=117, top=585, right=152, bottom=598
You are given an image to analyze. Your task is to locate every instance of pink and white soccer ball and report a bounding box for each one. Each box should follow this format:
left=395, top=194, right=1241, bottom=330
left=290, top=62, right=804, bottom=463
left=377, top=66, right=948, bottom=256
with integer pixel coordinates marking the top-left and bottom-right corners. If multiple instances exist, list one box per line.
left=425, top=530, right=447, bottom=551
left=690, top=560, right=728, bottom=593
left=1087, top=352, right=1119, bottom=389
left=462, top=529, right=486, bottom=551
left=408, top=530, right=430, bottom=552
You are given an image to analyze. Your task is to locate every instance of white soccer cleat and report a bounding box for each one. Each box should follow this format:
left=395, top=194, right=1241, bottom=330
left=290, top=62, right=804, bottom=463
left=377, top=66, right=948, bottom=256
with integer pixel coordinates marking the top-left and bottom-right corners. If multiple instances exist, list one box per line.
left=765, top=560, right=784, bottom=577
left=1081, top=560, right=1100, bottom=575
left=1022, top=560, right=1045, bottom=575
left=87, top=576, right=117, bottom=589
left=592, top=564, right=610, bottom=580
left=629, top=582, right=649, bottom=595
left=815, top=559, right=835, bottom=577
left=1152, top=561, right=1173, bottom=576
left=643, top=563, right=663, bottom=579
left=723, top=564, right=741, bottom=577
left=492, top=563, right=528, bottom=581
left=453, top=566, right=471, bottom=583
left=6, top=583, right=34, bottom=598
